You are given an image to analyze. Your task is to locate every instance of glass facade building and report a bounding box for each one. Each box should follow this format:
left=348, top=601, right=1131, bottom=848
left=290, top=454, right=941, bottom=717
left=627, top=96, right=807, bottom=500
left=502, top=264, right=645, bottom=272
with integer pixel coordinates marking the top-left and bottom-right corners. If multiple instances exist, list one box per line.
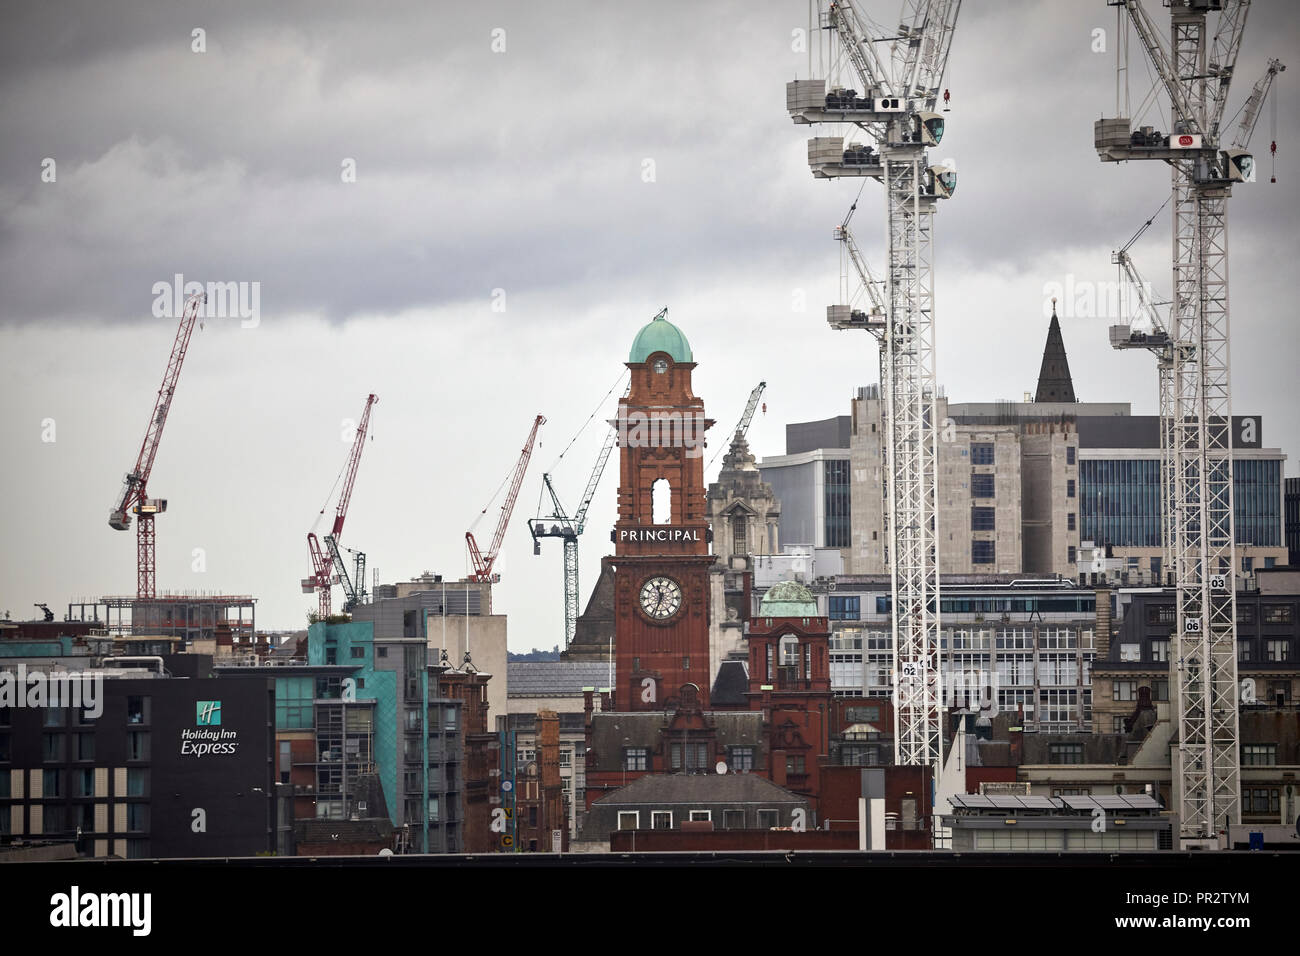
left=824, top=459, right=851, bottom=548
left=1080, top=457, right=1281, bottom=548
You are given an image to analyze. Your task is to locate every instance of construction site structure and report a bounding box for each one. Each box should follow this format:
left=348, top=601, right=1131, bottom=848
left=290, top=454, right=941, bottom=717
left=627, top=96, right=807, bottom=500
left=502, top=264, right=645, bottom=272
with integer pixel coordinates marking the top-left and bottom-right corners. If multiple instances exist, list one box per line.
left=529, top=425, right=619, bottom=647
left=787, top=0, right=961, bottom=772
left=304, top=394, right=378, bottom=618
left=1095, top=0, right=1283, bottom=848
left=467, top=414, right=546, bottom=584
left=107, top=291, right=207, bottom=599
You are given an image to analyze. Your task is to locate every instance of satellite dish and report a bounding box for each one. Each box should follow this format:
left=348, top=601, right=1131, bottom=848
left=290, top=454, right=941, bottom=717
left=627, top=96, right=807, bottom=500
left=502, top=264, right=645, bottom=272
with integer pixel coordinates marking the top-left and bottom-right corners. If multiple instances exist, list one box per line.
left=715, top=761, right=728, bottom=775
left=378, top=848, right=393, bottom=858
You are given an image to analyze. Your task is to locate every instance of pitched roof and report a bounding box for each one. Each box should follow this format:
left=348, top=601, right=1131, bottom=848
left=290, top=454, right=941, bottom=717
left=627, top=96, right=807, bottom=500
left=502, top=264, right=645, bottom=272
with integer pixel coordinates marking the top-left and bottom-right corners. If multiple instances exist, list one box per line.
left=1034, top=305, right=1077, bottom=403
left=710, top=659, right=750, bottom=706
left=507, top=660, right=609, bottom=697
left=591, top=772, right=804, bottom=806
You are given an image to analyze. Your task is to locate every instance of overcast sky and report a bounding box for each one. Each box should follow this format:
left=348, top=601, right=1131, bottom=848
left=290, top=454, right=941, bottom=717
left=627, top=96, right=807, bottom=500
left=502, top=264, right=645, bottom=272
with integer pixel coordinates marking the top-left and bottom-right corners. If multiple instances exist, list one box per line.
left=2, top=1, right=1297, bottom=646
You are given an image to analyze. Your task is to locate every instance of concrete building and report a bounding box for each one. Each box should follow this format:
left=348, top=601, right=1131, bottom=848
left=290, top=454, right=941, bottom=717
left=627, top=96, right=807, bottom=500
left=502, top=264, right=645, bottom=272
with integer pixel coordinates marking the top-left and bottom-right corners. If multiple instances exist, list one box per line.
left=759, top=313, right=1286, bottom=584
left=352, top=577, right=507, bottom=722
left=0, top=642, right=278, bottom=858
left=1287, top=476, right=1300, bottom=567
left=504, top=660, right=607, bottom=836
left=578, top=772, right=809, bottom=848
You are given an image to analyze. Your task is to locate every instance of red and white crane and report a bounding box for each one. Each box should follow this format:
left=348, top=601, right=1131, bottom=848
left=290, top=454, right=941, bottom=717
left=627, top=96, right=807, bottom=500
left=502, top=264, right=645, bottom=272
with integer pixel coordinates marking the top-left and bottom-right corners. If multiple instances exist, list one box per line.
left=467, top=414, right=545, bottom=583
left=108, top=291, right=207, bottom=599
left=304, top=393, right=378, bottom=619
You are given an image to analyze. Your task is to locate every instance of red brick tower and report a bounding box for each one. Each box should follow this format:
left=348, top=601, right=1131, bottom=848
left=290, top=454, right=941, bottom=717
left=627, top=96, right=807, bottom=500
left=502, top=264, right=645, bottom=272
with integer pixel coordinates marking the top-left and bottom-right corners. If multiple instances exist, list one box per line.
left=612, top=310, right=714, bottom=711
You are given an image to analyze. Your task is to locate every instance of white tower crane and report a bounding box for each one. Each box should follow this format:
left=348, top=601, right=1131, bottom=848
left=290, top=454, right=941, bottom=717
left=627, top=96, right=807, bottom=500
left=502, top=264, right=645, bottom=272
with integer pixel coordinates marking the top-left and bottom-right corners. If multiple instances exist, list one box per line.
left=1094, top=0, right=1282, bottom=848
left=787, top=0, right=961, bottom=773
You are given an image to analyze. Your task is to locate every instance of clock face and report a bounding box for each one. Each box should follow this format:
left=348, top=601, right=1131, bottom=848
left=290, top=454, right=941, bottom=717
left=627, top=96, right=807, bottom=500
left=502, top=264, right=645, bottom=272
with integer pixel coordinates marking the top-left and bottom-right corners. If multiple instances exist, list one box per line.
left=652, top=358, right=668, bottom=374
left=639, top=575, right=682, bottom=621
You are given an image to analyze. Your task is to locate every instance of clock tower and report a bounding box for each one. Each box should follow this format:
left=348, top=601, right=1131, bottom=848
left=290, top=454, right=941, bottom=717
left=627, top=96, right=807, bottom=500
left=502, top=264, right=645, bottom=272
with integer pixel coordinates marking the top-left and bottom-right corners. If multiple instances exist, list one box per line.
left=612, top=309, right=715, bottom=711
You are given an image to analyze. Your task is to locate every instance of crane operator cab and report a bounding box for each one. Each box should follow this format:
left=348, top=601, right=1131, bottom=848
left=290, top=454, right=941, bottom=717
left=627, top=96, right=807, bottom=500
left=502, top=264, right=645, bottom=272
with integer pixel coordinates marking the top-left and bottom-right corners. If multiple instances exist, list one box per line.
left=1223, top=148, right=1255, bottom=183
left=925, top=165, right=957, bottom=199
left=918, top=111, right=945, bottom=146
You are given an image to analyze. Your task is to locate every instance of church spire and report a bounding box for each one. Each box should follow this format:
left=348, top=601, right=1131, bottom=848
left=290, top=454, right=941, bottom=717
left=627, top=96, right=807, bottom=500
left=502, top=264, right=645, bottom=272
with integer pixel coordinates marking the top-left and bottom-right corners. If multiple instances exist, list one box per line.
left=1034, top=297, right=1077, bottom=403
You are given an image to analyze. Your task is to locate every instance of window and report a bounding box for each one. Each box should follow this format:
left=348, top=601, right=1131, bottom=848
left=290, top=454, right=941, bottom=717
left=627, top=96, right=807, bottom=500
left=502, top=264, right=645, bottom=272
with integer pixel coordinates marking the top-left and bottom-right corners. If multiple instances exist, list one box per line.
left=1067, top=546, right=1077, bottom=564
left=126, top=768, right=149, bottom=797
left=125, top=730, right=150, bottom=761
left=970, top=443, right=994, bottom=465
left=732, top=516, right=747, bottom=556
left=972, top=540, right=996, bottom=565
left=350, top=646, right=365, bottom=659
left=727, top=746, right=754, bottom=772
left=846, top=704, right=882, bottom=723
left=75, top=734, right=95, bottom=761
left=785, top=755, right=806, bottom=775
left=623, top=747, right=648, bottom=772
left=1266, top=640, right=1290, bottom=662
left=1112, top=716, right=1126, bottom=733
left=1066, top=446, right=1076, bottom=465
left=1119, top=643, right=1140, bottom=662
left=829, top=595, right=860, bottom=621
left=1112, top=681, right=1137, bottom=702
left=1067, top=479, right=1076, bottom=498
left=756, top=809, right=780, bottom=829
left=1242, top=744, right=1276, bottom=766
left=1067, top=512, right=1076, bottom=531
left=43, top=769, right=63, bottom=798
left=42, top=733, right=64, bottom=762
left=670, top=742, right=709, bottom=772
left=1246, top=788, right=1280, bottom=815
left=689, top=810, right=712, bottom=822
left=1049, top=743, right=1084, bottom=765
left=721, top=809, right=746, bottom=830
left=43, top=707, right=65, bottom=727
left=1151, top=679, right=1169, bottom=702
left=276, top=676, right=313, bottom=730
left=126, top=696, right=150, bottom=725
left=1263, top=604, right=1294, bottom=624
left=445, top=707, right=458, bottom=732
left=377, top=646, right=387, bottom=658
left=558, top=749, right=572, bottom=768
left=1242, top=557, right=1254, bottom=574
left=970, top=507, right=995, bottom=531
left=824, top=459, right=851, bottom=548
left=652, top=478, right=671, bottom=525
left=126, top=803, right=149, bottom=832
left=0, top=732, right=13, bottom=761
left=1237, top=604, right=1256, bottom=625
left=970, top=473, right=995, bottom=498
left=1265, top=557, right=1276, bottom=569
left=651, top=810, right=672, bottom=830
left=76, top=768, right=94, bottom=797
left=1146, top=605, right=1176, bottom=626
left=617, top=811, right=640, bottom=830
left=1238, top=642, right=1252, bottom=663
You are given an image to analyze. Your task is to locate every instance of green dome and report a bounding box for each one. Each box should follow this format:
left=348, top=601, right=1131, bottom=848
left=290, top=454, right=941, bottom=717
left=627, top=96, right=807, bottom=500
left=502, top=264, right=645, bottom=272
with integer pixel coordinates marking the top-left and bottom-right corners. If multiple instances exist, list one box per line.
left=759, top=580, right=818, bottom=618
left=629, top=309, right=693, bottom=364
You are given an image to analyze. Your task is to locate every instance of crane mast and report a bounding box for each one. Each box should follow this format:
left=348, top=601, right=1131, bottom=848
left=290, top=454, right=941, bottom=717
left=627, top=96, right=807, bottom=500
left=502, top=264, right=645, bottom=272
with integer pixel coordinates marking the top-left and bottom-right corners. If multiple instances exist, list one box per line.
left=530, top=423, right=619, bottom=646
left=1095, top=0, right=1278, bottom=847
left=788, top=0, right=960, bottom=772
left=108, top=291, right=207, bottom=599
left=304, top=393, right=377, bottom=618
left=467, top=414, right=545, bottom=583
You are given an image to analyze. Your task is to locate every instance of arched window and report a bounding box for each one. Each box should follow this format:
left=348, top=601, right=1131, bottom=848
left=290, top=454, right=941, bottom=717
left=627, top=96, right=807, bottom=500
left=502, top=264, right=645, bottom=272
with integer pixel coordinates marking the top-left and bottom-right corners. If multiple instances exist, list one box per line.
left=652, top=478, right=671, bottom=525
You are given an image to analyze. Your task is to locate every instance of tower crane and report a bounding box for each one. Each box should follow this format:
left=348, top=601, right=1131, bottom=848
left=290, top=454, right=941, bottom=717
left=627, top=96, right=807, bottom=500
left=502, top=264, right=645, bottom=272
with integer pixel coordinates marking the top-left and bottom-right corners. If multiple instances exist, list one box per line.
left=1094, top=0, right=1282, bottom=848
left=787, top=0, right=961, bottom=773
left=304, top=394, right=377, bottom=619
left=467, top=414, right=545, bottom=584
left=529, top=425, right=619, bottom=646
left=706, top=381, right=768, bottom=474
left=108, top=291, right=207, bottom=599
left=1108, top=209, right=1177, bottom=584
